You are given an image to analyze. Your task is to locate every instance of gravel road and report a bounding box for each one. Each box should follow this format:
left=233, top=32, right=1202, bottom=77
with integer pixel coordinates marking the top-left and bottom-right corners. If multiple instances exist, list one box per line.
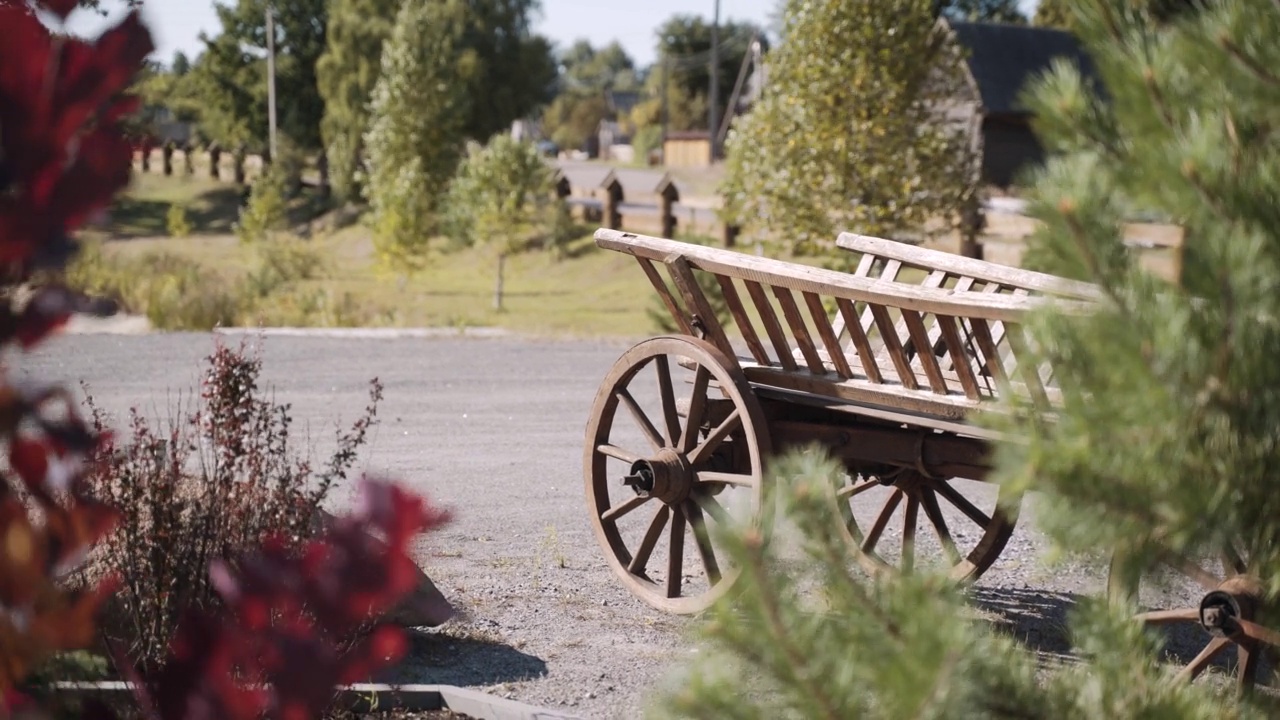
left=16, top=331, right=1195, bottom=718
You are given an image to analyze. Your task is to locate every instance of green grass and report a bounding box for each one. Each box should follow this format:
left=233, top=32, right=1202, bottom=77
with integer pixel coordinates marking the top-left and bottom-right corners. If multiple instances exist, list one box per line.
left=96, top=228, right=662, bottom=336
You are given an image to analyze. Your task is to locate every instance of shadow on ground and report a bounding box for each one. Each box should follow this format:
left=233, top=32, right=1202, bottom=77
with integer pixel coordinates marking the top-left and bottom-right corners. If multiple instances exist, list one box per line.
left=108, top=185, right=244, bottom=238
left=968, top=585, right=1271, bottom=680
left=375, top=627, right=548, bottom=687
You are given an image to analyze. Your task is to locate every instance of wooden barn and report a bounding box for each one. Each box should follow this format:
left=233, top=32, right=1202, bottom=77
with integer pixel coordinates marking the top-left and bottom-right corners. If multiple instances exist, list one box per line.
left=947, top=21, right=1100, bottom=188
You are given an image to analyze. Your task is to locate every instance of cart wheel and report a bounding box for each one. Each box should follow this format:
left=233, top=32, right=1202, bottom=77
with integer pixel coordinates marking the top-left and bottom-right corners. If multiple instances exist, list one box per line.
left=832, top=467, right=1018, bottom=582
left=584, top=336, right=771, bottom=614
left=1109, top=547, right=1278, bottom=692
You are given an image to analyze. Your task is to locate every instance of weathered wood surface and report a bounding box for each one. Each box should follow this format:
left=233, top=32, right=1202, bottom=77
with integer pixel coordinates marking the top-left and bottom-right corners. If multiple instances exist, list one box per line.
left=596, top=229, right=1089, bottom=426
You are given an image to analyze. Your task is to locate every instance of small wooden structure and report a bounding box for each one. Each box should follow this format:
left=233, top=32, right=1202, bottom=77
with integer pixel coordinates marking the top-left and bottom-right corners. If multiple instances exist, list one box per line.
left=555, top=166, right=683, bottom=237
left=554, top=166, right=621, bottom=227
left=585, top=228, right=1279, bottom=690
left=663, top=131, right=713, bottom=168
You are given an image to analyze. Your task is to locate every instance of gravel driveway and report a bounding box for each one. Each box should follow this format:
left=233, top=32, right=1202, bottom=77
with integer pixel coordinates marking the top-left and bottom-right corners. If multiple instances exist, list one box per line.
left=17, top=331, right=1187, bottom=718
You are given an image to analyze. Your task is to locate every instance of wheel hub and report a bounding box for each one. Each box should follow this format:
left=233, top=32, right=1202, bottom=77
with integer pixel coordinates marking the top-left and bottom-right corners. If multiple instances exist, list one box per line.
left=1200, top=575, right=1263, bottom=638
left=621, top=448, right=693, bottom=505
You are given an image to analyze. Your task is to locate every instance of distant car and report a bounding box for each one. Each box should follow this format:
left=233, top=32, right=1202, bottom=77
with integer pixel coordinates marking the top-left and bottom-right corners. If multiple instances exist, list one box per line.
left=536, top=140, right=559, bottom=158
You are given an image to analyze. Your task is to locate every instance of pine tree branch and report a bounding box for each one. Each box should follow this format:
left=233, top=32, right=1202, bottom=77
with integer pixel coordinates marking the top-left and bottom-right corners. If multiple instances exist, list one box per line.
left=1218, top=36, right=1280, bottom=88
left=1061, top=212, right=1131, bottom=317
left=743, top=542, right=845, bottom=720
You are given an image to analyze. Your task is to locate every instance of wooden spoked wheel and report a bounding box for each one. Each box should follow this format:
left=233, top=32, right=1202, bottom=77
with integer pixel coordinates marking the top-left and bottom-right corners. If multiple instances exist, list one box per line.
left=584, top=336, right=771, bottom=614
left=833, top=465, right=1018, bottom=582
left=1109, top=549, right=1279, bottom=692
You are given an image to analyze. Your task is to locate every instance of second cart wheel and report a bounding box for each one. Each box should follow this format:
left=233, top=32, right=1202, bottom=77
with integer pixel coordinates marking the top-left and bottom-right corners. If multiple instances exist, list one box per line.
left=584, top=336, right=771, bottom=614
left=1109, top=548, right=1279, bottom=692
left=832, top=465, right=1018, bottom=582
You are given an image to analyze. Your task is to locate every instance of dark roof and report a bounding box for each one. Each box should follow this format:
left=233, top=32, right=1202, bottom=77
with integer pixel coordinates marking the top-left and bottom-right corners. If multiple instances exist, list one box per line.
left=948, top=21, right=1099, bottom=115
left=606, top=90, right=641, bottom=116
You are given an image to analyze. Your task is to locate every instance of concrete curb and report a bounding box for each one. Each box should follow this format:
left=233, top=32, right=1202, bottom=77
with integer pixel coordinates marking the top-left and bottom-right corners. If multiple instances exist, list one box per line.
left=53, top=682, right=584, bottom=719
left=215, top=327, right=512, bottom=339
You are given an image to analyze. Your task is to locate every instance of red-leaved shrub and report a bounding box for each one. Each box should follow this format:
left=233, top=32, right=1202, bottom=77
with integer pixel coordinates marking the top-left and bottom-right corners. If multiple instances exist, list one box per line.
left=0, top=3, right=449, bottom=718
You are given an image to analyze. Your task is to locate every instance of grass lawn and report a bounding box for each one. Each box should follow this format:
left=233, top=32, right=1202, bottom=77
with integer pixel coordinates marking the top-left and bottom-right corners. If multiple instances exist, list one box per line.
left=85, top=174, right=665, bottom=338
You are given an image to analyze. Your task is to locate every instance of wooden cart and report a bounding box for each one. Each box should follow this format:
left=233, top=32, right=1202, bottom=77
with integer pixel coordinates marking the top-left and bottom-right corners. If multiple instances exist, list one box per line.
left=584, top=228, right=1280, bottom=691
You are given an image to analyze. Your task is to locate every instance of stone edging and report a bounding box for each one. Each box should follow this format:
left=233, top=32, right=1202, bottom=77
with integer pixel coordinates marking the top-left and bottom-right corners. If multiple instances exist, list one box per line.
left=53, top=682, right=585, bottom=720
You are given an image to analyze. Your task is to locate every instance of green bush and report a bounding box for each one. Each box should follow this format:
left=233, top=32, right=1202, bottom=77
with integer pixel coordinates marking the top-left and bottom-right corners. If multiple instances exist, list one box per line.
left=165, top=202, right=191, bottom=237
left=235, top=167, right=290, bottom=244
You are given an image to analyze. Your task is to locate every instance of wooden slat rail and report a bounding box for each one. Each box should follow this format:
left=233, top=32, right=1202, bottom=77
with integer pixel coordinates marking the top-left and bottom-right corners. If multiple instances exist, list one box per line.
left=596, top=229, right=1086, bottom=421
left=836, top=233, right=1104, bottom=300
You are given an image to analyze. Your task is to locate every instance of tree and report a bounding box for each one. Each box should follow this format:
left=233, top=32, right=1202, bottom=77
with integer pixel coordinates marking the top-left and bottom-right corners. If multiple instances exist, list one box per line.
left=936, top=0, right=1027, bottom=23
left=721, top=0, right=980, bottom=257
left=171, top=49, right=191, bottom=75
left=1032, top=0, right=1074, bottom=27
left=443, top=135, right=557, bottom=310
left=665, top=0, right=1280, bottom=716
left=652, top=15, right=766, bottom=136
left=318, top=0, right=554, bottom=199
left=315, top=0, right=398, bottom=201
left=457, top=0, right=558, bottom=141
left=362, top=0, right=469, bottom=270
left=191, top=0, right=328, bottom=154
left=540, top=40, right=638, bottom=152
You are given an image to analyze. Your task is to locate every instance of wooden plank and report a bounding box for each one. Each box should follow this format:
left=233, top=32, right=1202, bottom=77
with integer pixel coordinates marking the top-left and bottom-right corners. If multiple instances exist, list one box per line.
left=774, top=287, right=826, bottom=375
left=595, top=230, right=1086, bottom=324
left=970, top=319, right=1008, bottom=386
left=665, top=254, right=736, bottom=362
left=637, top=257, right=691, bottom=336
left=901, top=310, right=948, bottom=395
left=859, top=258, right=905, bottom=334
left=1004, top=325, right=1049, bottom=407
left=744, top=280, right=798, bottom=372
left=935, top=315, right=982, bottom=400
left=744, top=365, right=978, bottom=420
left=853, top=252, right=877, bottom=277
left=715, top=275, right=769, bottom=365
left=836, top=298, right=882, bottom=383
left=836, top=233, right=1104, bottom=300
left=869, top=305, right=917, bottom=390
left=803, top=292, right=853, bottom=379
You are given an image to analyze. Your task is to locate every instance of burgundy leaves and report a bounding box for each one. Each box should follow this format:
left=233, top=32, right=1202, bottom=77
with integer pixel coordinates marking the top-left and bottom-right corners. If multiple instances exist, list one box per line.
left=0, top=1, right=153, bottom=272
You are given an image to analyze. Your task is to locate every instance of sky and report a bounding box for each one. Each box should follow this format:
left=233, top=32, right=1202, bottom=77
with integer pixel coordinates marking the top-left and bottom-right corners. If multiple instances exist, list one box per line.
left=62, top=0, right=1041, bottom=70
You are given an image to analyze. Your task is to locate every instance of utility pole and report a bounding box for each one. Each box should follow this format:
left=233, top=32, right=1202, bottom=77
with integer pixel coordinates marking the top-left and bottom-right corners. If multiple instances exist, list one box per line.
left=709, top=0, right=721, bottom=161
left=661, top=51, right=670, bottom=165
left=265, top=5, right=278, bottom=162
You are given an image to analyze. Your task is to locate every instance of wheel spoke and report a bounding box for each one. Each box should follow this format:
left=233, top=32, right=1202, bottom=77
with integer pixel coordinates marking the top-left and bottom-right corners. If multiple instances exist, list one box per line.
left=1165, top=555, right=1221, bottom=592
left=598, top=444, right=642, bottom=465
left=920, top=489, right=962, bottom=566
left=655, top=356, right=680, bottom=447
left=679, top=365, right=711, bottom=454
left=861, top=488, right=903, bottom=554
left=668, top=505, right=687, bottom=598
left=902, top=495, right=919, bottom=574
left=1238, top=642, right=1262, bottom=693
left=684, top=500, right=721, bottom=585
left=1236, top=619, right=1280, bottom=648
left=617, top=388, right=663, bottom=452
left=1222, top=544, right=1247, bottom=577
left=836, top=478, right=879, bottom=500
left=697, top=471, right=756, bottom=488
left=695, top=492, right=731, bottom=526
left=1135, top=607, right=1199, bottom=625
left=602, top=494, right=651, bottom=523
left=1174, top=636, right=1229, bottom=683
left=930, top=479, right=992, bottom=529
left=628, top=505, right=670, bottom=576
left=687, top=409, right=741, bottom=466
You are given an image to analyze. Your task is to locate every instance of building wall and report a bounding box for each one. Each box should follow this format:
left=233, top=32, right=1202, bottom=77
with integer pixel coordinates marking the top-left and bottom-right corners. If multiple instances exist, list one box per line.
left=663, top=138, right=712, bottom=168
left=981, top=114, right=1045, bottom=188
